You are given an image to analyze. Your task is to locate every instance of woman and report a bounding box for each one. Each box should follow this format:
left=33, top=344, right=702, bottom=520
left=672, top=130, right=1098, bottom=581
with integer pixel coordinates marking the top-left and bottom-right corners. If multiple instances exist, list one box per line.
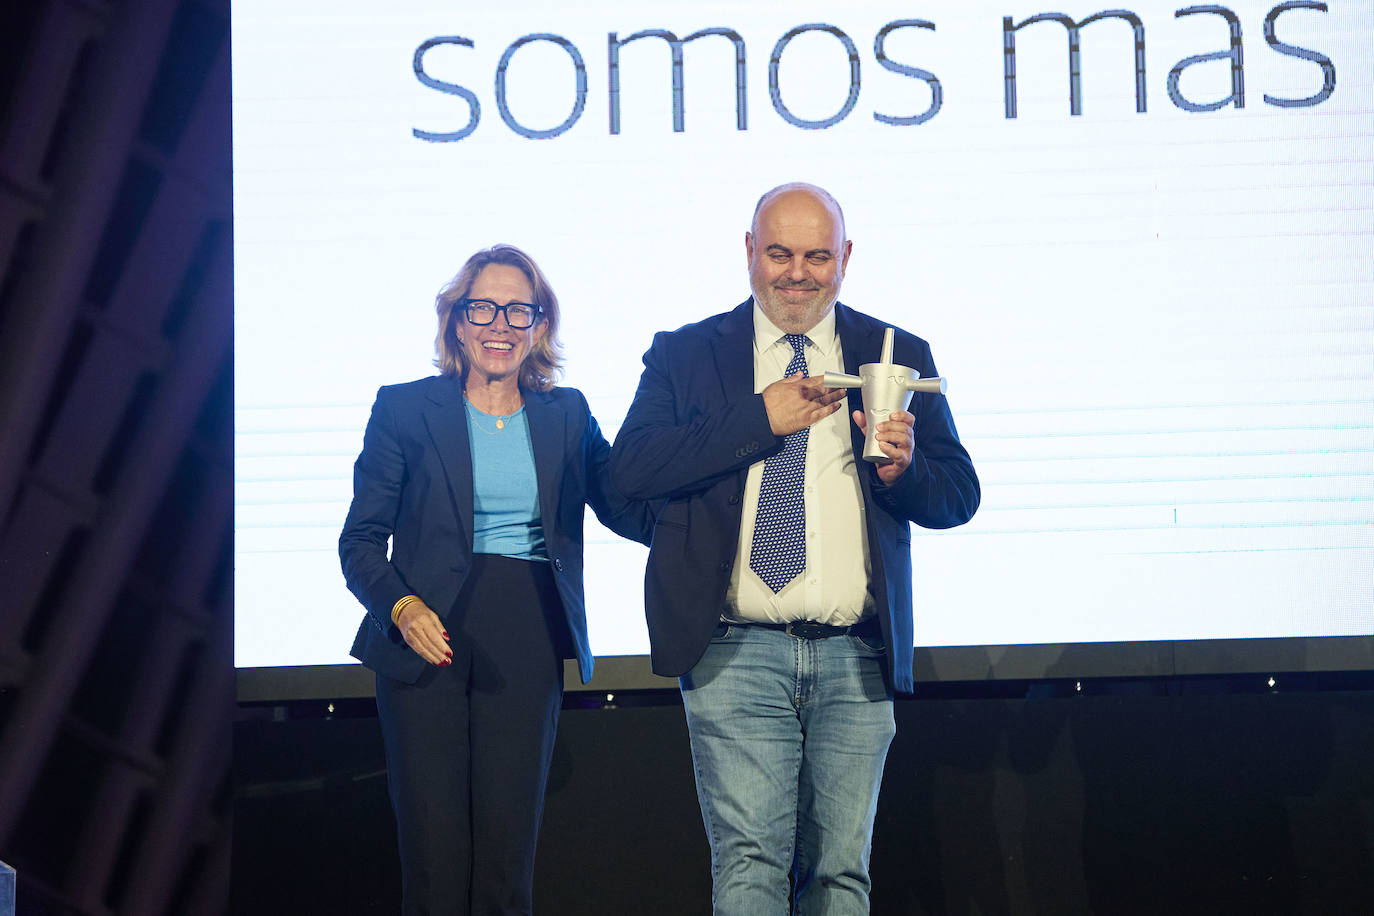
left=339, top=244, right=655, bottom=915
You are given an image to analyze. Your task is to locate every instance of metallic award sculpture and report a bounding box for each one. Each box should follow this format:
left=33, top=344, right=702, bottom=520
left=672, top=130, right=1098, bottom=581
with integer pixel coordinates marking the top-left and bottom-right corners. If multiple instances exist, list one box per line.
left=821, top=327, right=948, bottom=464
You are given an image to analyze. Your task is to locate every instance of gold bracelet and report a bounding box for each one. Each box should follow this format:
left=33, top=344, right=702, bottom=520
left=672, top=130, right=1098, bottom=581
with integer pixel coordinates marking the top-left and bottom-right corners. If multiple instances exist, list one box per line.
left=391, top=594, right=420, bottom=627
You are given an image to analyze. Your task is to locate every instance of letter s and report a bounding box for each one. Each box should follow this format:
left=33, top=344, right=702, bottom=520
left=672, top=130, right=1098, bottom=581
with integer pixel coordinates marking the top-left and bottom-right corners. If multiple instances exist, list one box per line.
left=412, top=36, right=481, bottom=142
left=873, top=19, right=942, bottom=126
left=1264, top=1, right=1335, bottom=108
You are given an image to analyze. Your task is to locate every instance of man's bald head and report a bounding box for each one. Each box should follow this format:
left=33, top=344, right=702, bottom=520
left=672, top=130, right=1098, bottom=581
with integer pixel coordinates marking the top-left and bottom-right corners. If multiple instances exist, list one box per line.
left=751, top=182, right=847, bottom=242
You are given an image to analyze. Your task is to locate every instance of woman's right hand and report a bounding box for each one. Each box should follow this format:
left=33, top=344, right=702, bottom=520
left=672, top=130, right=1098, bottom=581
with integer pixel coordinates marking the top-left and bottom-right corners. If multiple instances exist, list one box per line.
left=396, top=599, right=453, bottom=666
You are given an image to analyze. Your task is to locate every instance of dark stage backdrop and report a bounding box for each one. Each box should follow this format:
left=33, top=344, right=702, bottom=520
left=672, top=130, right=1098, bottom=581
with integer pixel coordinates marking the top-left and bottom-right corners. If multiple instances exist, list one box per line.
left=0, top=1, right=233, bottom=913
left=235, top=686, right=1374, bottom=915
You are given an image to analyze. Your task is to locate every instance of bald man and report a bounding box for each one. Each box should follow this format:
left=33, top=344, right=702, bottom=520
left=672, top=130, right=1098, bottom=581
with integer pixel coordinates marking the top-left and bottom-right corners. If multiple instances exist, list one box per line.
left=612, top=183, right=979, bottom=914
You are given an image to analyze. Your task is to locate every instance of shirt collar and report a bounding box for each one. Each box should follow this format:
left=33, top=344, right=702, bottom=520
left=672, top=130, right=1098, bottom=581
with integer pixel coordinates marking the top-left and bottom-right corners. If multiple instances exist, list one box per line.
left=751, top=300, right=839, bottom=359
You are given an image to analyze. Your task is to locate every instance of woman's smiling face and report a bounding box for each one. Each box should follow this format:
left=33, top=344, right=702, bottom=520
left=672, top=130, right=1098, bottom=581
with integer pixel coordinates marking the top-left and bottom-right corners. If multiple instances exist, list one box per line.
left=457, top=263, right=546, bottom=386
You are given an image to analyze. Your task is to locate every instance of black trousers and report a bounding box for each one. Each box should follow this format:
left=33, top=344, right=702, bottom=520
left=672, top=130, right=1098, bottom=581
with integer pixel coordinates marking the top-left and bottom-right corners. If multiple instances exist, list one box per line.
left=375, top=554, right=569, bottom=916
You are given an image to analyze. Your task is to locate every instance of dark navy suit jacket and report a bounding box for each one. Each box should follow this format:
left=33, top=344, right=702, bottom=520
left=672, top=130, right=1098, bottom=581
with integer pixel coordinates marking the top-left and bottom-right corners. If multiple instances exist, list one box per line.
left=611, top=300, right=979, bottom=694
left=340, top=374, right=657, bottom=685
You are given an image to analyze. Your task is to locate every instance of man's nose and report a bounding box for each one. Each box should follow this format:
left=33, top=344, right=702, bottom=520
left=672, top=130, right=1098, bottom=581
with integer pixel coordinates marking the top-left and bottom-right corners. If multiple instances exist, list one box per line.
left=787, top=258, right=808, bottom=279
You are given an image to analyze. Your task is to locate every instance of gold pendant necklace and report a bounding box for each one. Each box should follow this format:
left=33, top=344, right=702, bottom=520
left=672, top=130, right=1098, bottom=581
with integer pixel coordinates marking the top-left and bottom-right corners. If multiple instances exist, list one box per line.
left=465, top=397, right=518, bottom=436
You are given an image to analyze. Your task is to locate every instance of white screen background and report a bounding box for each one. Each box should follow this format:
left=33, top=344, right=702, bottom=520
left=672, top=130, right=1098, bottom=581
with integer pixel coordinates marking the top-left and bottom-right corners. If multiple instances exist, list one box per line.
left=233, top=0, right=1374, bottom=667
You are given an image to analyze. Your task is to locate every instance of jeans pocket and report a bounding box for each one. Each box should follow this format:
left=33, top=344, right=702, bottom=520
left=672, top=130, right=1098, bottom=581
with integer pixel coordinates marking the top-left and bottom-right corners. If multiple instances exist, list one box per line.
left=851, top=631, right=885, bottom=653
left=711, top=620, right=732, bottom=640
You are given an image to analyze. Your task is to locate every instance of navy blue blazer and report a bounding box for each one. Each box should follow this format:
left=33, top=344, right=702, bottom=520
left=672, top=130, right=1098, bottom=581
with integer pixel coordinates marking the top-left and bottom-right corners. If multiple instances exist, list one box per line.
left=340, top=375, right=657, bottom=686
left=610, top=300, right=979, bottom=694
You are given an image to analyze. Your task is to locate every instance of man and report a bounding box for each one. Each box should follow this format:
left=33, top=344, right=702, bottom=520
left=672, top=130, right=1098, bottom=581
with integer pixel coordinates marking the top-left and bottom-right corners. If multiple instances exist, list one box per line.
left=611, top=182, right=979, bottom=912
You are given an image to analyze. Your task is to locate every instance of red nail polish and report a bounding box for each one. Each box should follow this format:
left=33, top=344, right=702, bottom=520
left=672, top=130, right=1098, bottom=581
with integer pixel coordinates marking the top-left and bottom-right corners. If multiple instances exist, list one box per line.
left=442, top=631, right=450, bottom=640
left=441, top=658, right=451, bottom=667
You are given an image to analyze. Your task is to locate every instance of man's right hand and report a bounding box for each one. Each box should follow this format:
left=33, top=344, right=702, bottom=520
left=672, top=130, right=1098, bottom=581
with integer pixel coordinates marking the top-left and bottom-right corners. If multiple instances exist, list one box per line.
left=396, top=599, right=453, bottom=666
left=762, top=373, right=846, bottom=436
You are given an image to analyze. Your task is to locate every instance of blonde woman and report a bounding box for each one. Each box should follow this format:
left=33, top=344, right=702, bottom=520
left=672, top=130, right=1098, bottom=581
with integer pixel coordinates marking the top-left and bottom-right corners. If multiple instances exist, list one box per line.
left=340, top=244, right=655, bottom=915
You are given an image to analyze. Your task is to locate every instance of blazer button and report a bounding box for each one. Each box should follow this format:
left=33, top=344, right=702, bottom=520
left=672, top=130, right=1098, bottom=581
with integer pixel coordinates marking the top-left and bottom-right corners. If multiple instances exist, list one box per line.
left=718, top=561, right=731, bottom=572
left=553, top=558, right=564, bottom=571
left=728, top=494, right=741, bottom=505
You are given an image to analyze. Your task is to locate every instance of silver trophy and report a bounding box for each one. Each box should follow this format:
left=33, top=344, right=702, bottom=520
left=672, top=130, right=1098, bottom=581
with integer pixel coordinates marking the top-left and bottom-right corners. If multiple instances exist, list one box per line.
left=821, top=327, right=947, bottom=464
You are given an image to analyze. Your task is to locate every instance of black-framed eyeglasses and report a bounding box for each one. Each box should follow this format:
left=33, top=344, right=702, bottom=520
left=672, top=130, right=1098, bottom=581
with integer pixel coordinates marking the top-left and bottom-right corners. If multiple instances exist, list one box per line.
left=459, top=298, right=543, bottom=329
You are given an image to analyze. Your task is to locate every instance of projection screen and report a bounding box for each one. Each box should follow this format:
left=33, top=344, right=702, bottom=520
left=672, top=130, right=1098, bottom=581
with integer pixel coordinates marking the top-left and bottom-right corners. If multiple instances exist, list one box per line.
left=233, top=0, right=1373, bottom=695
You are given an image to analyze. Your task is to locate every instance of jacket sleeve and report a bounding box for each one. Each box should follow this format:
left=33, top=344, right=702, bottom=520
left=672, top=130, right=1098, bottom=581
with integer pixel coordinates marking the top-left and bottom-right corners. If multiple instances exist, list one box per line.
left=578, top=393, right=661, bottom=545
left=611, top=331, right=780, bottom=500
left=869, top=341, right=980, bottom=529
left=338, top=387, right=413, bottom=632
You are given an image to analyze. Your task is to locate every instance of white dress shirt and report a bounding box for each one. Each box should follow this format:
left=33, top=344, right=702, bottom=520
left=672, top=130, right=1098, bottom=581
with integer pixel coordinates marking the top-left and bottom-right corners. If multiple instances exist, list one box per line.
left=725, top=304, right=874, bottom=626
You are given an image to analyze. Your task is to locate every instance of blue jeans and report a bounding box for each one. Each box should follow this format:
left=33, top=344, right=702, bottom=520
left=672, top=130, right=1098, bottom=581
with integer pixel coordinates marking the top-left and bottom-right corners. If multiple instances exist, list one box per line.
left=680, top=622, right=896, bottom=916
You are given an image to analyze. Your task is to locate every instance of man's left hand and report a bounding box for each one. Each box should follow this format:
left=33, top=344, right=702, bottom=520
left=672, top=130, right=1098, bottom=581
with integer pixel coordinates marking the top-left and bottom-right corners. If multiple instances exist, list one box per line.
left=852, top=409, right=915, bottom=485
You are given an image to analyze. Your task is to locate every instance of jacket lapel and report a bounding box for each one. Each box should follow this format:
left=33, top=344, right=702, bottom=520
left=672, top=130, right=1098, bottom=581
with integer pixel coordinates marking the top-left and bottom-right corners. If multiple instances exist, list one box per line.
left=523, top=389, right=564, bottom=532
left=712, top=299, right=757, bottom=397
left=422, top=376, right=475, bottom=548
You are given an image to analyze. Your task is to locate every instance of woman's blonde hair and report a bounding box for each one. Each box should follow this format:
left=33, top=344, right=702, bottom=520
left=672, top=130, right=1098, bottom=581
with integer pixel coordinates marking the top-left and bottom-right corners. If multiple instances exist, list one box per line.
left=433, top=244, right=564, bottom=391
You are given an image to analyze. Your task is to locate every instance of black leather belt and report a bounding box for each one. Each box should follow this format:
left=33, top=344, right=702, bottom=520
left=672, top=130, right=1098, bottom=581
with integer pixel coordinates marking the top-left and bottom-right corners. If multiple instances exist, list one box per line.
left=739, top=617, right=880, bottom=640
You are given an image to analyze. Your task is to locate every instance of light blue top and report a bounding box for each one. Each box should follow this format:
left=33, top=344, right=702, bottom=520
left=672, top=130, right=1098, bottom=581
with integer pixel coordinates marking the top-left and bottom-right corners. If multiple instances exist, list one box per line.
left=464, top=400, right=548, bottom=561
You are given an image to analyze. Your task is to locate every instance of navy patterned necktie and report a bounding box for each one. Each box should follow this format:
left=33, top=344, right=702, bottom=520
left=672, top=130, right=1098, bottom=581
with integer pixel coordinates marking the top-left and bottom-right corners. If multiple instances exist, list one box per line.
left=750, top=334, right=810, bottom=592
